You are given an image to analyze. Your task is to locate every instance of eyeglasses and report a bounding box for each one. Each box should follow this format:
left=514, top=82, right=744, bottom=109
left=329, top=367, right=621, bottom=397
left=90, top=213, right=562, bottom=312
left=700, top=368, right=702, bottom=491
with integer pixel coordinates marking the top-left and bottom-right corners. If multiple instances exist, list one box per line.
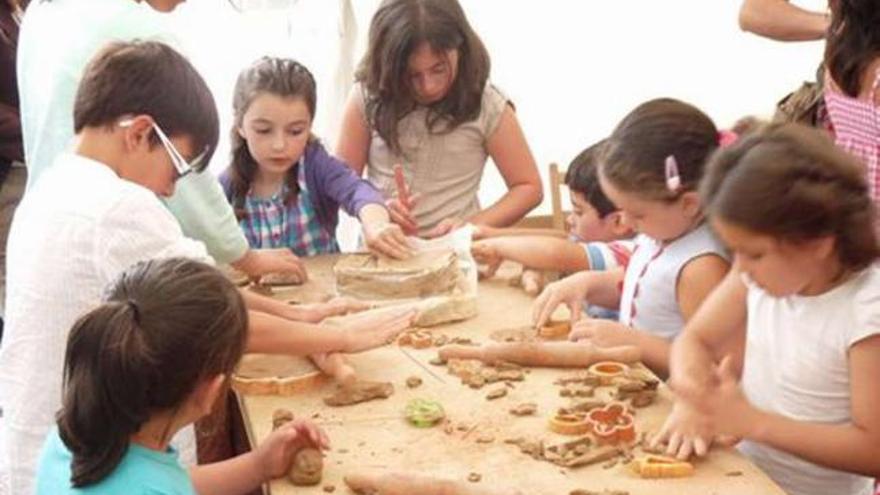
left=118, top=119, right=209, bottom=178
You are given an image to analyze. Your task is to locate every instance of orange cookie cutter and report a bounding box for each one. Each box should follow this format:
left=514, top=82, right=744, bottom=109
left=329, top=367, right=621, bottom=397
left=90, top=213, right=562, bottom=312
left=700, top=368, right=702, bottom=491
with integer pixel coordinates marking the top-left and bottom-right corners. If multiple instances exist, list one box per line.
left=539, top=320, right=571, bottom=339
left=587, top=361, right=629, bottom=385
left=630, top=454, right=694, bottom=478
left=586, top=401, right=635, bottom=445
left=548, top=412, right=591, bottom=435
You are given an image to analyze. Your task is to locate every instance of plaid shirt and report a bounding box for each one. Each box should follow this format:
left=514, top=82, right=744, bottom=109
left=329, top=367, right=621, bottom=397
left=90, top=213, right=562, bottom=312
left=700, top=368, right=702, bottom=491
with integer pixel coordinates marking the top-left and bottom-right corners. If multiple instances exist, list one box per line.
left=238, top=161, right=339, bottom=256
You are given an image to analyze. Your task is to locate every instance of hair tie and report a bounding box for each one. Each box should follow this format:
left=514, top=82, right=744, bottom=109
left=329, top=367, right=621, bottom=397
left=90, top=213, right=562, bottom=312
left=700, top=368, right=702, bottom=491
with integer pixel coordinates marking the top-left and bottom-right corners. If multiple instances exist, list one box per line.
left=665, top=155, right=682, bottom=193
left=718, top=130, right=739, bottom=148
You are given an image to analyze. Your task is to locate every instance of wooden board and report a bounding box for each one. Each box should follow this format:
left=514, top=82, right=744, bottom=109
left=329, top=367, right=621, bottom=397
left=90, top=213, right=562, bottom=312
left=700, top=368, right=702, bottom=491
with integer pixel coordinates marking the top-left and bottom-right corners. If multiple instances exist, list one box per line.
left=239, top=255, right=785, bottom=495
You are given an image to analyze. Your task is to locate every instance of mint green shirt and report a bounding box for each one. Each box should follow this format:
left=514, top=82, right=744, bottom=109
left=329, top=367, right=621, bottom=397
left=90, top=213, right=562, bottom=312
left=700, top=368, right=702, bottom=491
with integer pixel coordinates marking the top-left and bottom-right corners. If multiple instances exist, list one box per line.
left=17, top=0, right=247, bottom=263
left=36, top=428, right=196, bottom=495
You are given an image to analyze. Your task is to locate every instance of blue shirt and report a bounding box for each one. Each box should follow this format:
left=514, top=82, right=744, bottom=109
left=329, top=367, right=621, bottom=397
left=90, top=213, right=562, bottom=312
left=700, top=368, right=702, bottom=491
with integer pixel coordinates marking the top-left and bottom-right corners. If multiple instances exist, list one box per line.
left=36, top=428, right=196, bottom=495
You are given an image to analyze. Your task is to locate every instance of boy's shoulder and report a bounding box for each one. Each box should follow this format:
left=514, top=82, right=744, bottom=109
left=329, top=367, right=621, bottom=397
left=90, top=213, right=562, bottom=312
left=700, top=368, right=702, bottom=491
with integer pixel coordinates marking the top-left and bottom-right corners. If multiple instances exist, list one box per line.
left=578, top=238, right=635, bottom=271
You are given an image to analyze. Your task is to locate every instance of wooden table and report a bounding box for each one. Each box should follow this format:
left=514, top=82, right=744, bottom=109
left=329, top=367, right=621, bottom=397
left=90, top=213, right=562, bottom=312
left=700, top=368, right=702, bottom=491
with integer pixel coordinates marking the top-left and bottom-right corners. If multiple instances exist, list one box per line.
left=239, top=255, right=785, bottom=495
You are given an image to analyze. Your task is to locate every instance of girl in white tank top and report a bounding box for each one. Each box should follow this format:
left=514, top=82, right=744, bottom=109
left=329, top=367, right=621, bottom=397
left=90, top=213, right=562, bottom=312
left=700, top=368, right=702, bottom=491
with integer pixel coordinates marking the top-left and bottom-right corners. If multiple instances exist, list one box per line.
left=533, top=98, right=732, bottom=376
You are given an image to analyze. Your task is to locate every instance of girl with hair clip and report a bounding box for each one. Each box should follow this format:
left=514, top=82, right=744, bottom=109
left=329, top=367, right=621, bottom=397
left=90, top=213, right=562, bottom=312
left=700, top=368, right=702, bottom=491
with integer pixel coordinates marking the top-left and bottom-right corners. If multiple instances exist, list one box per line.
left=654, top=124, right=880, bottom=495
left=823, top=0, right=880, bottom=226
left=35, top=258, right=329, bottom=494
left=335, top=0, right=543, bottom=239
left=532, top=98, right=732, bottom=377
left=221, top=57, right=412, bottom=260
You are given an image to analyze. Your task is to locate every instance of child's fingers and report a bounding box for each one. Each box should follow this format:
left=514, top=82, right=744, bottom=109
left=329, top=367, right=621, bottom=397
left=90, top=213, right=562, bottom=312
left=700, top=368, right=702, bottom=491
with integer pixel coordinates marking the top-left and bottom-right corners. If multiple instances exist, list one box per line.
left=531, top=288, right=557, bottom=328
left=693, top=436, right=709, bottom=458
left=676, top=437, right=694, bottom=461
left=665, top=430, right=683, bottom=457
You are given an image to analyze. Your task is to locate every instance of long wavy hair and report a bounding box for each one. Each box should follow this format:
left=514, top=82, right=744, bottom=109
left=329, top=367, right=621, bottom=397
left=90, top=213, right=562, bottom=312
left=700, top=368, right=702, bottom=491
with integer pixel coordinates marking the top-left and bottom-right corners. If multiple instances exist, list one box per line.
left=228, top=57, right=317, bottom=216
left=355, top=0, right=490, bottom=156
left=825, top=0, right=880, bottom=97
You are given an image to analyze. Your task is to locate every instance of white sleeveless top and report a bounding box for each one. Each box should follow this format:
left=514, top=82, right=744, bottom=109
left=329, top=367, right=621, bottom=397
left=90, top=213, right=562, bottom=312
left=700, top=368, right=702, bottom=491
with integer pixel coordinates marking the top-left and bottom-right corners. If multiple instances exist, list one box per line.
left=618, top=223, right=728, bottom=339
left=738, top=264, right=880, bottom=495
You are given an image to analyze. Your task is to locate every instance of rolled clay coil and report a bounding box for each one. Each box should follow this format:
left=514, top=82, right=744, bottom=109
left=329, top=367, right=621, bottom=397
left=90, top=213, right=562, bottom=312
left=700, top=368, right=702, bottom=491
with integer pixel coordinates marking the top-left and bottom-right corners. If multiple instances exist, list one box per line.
left=548, top=412, right=591, bottom=435
left=539, top=320, right=571, bottom=339
left=587, top=361, right=629, bottom=385
left=630, top=454, right=694, bottom=478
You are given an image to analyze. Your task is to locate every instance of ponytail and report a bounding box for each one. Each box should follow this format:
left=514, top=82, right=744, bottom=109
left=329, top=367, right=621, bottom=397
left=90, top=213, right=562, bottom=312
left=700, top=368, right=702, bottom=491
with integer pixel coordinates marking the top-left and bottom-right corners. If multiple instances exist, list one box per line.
left=56, top=258, right=248, bottom=487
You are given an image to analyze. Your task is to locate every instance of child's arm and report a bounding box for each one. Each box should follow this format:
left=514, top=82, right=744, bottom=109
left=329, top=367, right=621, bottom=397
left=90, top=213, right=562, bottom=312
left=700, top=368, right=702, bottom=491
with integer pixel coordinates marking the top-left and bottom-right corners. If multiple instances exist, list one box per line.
left=532, top=268, right=625, bottom=327
left=666, top=337, right=880, bottom=476
left=472, top=237, right=590, bottom=277
left=738, top=0, right=829, bottom=41
left=245, top=309, right=415, bottom=355
left=474, top=225, right=568, bottom=240
left=335, top=89, right=370, bottom=176
left=465, top=106, right=543, bottom=229
left=569, top=320, right=673, bottom=377
left=190, top=418, right=330, bottom=495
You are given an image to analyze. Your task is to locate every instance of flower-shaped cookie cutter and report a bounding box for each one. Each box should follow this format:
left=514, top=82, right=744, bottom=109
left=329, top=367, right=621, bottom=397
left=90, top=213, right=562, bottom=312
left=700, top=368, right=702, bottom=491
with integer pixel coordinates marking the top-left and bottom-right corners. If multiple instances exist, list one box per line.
left=586, top=401, right=636, bottom=444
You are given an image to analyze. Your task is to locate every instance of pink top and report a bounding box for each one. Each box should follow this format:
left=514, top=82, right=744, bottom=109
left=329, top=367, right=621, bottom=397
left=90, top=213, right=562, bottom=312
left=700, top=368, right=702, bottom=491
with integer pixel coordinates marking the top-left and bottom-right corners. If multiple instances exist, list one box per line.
left=824, top=69, right=880, bottom=208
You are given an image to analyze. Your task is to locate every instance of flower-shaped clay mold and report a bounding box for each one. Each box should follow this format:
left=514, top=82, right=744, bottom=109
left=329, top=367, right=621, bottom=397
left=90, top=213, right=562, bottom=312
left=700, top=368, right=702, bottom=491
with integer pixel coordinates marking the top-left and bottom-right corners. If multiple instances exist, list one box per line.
left=586, top=401, right=636, bottom=444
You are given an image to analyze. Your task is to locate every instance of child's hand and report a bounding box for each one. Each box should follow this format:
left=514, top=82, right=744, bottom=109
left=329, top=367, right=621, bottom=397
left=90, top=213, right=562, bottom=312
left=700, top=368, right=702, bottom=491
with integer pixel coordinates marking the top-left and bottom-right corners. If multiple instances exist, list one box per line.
left=692, top=356, right=758, bottom=441
left=385, top=193, right=421, bottom=236
left=234, top=248, right=308, bottom=283
left=532, top=272, right=592, bottom=328
left=255, top=418, right=330, bottom=481
left=363, top=222, right=414, bottom=260
left=342, top=309, right=416, bottom=353
left=471, top=240, right=503, bottom=279
left=471, top=224, right=498, bottom=240
left=423, top=216, right=464, bottom=239
left=569, top=319, right=634, bottom=347
left=652, top=401, right=716, bottom=460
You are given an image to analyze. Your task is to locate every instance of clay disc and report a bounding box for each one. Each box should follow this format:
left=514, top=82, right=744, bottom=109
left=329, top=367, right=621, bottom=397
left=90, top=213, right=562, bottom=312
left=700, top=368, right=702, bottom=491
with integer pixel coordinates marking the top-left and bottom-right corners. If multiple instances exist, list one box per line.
left=489, top=326, right=539, bottom=343
left=232, top=354, right=325, bottom=395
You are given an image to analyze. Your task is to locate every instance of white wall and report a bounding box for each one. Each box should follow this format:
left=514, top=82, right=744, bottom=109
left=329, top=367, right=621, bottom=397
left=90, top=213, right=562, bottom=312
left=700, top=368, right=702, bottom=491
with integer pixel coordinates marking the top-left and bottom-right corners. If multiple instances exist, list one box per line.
left=172, top=0, right=827, bottom=220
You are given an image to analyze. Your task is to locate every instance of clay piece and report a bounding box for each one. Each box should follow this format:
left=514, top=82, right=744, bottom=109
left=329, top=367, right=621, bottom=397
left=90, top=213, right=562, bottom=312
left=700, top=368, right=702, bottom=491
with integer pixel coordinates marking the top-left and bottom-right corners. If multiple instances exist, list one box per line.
left=467, top=473, right=482, bottom=483
left=323, top=485, right=336, bottom=493
left=232, top=354, right=325, bottom=396
left=399, top=329, right=434, bottom=349
left=272, top=409, right=324, bottom=486
left=541, top=436, right=624, bottom=468
left=445, top=359, right=528, bottom=390
left=587, top=362, right=630, bottom=385
left=406, top=376, right=423, bottom=389
left=334, top=249, right=460, bottom=300
left=509, top=403, right=537, bottom=416
left=475, top=433, right=495, bottom=444
left=405, top=398, right=446, bottom=428
left=489, top=326, right=539, bottom=344
left=323, top=381, right=394, bottom=407
left=586, top=402, right=636, bottom=445
left=345, top=470, right=524, bottom=495
left=485, top=386, right=507, bottom=400
left=289, top=448, right=324, bottom=486
left=548, top=412, right=592, bottom=436
left=261, top=271, right=305, bottom=286
left=629, top=455, right=694, bottom=479
left=538, top=320, right=571, bottom=340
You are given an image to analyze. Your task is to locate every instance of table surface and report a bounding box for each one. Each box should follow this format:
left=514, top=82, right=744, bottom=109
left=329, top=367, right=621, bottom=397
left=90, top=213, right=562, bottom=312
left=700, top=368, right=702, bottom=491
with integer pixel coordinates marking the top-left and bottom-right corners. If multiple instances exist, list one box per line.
left=238, top=255, right=785, bottom=495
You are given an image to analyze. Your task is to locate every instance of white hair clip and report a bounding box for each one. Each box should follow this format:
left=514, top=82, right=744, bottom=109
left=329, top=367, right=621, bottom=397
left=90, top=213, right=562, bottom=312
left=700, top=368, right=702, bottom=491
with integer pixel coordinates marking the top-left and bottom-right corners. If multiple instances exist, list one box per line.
left=665, top=155, right=681, bottom=193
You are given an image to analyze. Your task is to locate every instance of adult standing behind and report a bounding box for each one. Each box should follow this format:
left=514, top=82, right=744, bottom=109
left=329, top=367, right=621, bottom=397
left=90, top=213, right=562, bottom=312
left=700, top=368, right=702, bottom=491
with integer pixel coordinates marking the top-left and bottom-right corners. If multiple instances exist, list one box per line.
left=739, top=0, right=830, bottom=41
left=16, top=0, right=305, bottom=281
left=822, top=0, right=880, bottom=223
left=335, top=0, right=543, bottom=239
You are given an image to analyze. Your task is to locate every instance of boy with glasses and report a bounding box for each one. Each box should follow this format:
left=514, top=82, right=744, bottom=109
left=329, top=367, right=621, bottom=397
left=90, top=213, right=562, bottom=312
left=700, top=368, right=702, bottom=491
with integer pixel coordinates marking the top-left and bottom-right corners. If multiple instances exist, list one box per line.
left=0, top=40, right=414, bottom=494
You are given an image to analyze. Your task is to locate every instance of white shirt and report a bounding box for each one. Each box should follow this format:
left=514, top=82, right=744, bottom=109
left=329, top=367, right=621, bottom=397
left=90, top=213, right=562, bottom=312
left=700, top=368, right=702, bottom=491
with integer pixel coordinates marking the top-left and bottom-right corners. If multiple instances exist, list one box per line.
left=0, top=154, right=211, bottom=495
left=619, top=224, right=728, bottom=339
left=738, top=263, right=880, bottom=495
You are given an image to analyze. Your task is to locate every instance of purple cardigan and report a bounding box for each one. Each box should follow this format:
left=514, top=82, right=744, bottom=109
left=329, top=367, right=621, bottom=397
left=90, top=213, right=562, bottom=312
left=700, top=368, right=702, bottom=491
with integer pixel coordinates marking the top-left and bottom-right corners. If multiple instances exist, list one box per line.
left=219, top=140, right=385, bottom=234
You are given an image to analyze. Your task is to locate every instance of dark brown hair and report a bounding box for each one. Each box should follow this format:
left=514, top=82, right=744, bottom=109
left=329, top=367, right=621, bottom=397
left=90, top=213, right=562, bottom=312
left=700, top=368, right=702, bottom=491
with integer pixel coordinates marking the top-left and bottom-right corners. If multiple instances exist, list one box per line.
left=701, top=123, right=878, bottom=270
left=57, top=258, right=248, bottom=487
left=73, top=40, right=219, bottom=171
left=601, top=98, right=719, bottom=201
left=356, top=0, right=491, bottom=155
left=825, top=0, right=880, bottom=97
left=566, top=139, right=616, bottom=217
left=228, top=57, right=317, bottom=215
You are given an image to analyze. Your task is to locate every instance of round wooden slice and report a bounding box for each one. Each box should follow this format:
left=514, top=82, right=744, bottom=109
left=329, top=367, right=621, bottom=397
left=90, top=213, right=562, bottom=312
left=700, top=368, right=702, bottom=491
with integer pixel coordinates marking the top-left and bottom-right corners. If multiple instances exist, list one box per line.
left=232, top=354, right=326, bottom=396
